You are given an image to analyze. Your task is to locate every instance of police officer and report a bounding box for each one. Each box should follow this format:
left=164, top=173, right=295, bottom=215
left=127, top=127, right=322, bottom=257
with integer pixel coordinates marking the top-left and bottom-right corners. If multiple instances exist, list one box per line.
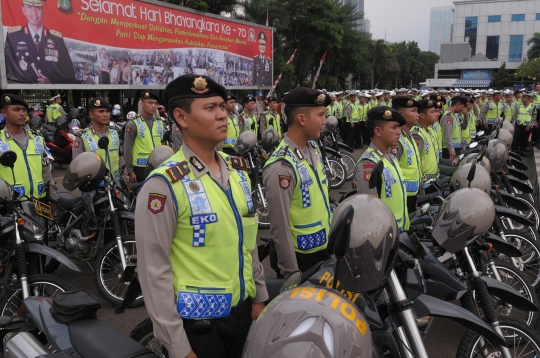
left=503, top=91, right=516, bottom=122
left=357, top=92, right=369, bottom=148
left=513, top=93, right=537, bottom=155
left=239, top=94, right=258, bottom=136
left=441, top=96, right=468, bottom=159
left=354, top=107, right=409, bottom=232
left=461, top=97, right=477, bottom=145
left=72, top=98, right=123, bottom=178
left=411, top=100, right=440, bottom=182
left=343, top=92, right=357, bottom=147
left=171, top=122, right=184, bottom=152
left=391, top=97, right=422, bottom=212
left=326, top=94, right=336, bottom=117
left=252, top=31, right=272, bottom=86
left=263, top=88, right=331, bottom=278
left=135, top=74, right=267, bottom=358
left=124, top=91, right=164, bottom=182
left=222, top=94, right=240, bottom=156
left=0, top=94, right=58, bottom=208
left=480, top=90, right=504, bottom=132
left=5, top=0, right=75, bottom=84
left=46, top=94, right=66, bottom=124
left=260, top=96, right=281, bottom=137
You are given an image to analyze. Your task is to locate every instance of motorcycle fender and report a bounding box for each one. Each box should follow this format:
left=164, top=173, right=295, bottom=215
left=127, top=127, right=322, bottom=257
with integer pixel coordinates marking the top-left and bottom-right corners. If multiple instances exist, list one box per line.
left=506, top=167, right=528, bottom=181
left=508, top=158, right=528, bottom=171
left=337, top=142, right=354, bottom=153
left=484, top=233, right=522, bottom=257
left=495, top=205, right=535, bottom=227
left=507, top=176, right=533, bottom=194
left=412, top=294, right=506, bottom=347
left=324, top=146, right=341, bottom=158
left=25, top=243, right=81, bottom=272
left=480, top=276, right=538, bottom=312
left=508, top=151, right=522, bottom=162
left=106, top=211, right=135, bottom=222
left=495, top=190, right=529, bottom=211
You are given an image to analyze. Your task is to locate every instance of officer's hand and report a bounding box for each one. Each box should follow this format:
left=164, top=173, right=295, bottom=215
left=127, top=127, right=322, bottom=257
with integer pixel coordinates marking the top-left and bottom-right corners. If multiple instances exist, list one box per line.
left=450, top=152, right=456, bottom=160
left=251, top=302, right=265, bottom=321
left=184, top=351, right=197, bottom=358
left=526, top=126, right=531, bottom=131
left=128, top=172, right=137, bottom=183
left=49, top=202, right=57, bottom=217
left=351, top=123, right=355, bottom=128
left=38, top=75, right=51, bottom=84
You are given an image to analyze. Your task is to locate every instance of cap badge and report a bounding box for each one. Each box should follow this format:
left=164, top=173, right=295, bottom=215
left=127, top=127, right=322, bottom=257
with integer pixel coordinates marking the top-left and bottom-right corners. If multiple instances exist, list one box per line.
left=4, top=96, right=10, bottom=104
left=407, top=100, right=413, bottom=107
left=437, top=96, right=442, bottom=101
left=227, top=95, right=231, bottom=100
left=315, top=93, right=326, bottom=105
left=383, top=110, right=392, bottom=120
left=427, top=100, right=433, bottom=107
left=191, top=76, right=210, bottom=94
left=95, top=99, right=101, bottom=107
left=144, top=92, right=150, bottom=99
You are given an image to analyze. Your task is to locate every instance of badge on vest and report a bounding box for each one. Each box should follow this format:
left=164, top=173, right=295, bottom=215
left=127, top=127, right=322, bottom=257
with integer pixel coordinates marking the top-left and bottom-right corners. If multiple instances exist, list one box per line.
left=148, top=193, right=166, bottom=214
left=231, top=157, right=249, bottom=170
left=177, top=289, right=232, bottom=319
left=166, top=161, right=190, bottom=183
left=190, top=157, right=205, bottom=172
left=279, top=175, right=291, bottom=189
left=294, top=148, right=305, bottom=161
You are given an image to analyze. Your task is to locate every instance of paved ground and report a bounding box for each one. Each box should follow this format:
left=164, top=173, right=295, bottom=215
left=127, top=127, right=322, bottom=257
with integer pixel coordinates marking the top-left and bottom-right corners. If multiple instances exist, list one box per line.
left=43, top=145, right=538, bottom=357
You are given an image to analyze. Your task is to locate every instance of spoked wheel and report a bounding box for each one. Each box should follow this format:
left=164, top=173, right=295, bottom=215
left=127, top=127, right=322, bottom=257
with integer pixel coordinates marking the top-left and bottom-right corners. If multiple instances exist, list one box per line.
left=94, top=235, right=142, bottom=307
left=130, top=318, right=168, bottom=358
left=326, top=159, right=346, bottom=189
left=0, top=274, right=74, bottom=316
left=500, top=196, right=540, bottom=233
left=252, top=187, right=269, bottom=230
left=332, top=153, right=355, bottom=181
left=456, top=319, right=540, bottom=358
left=497, top=230, right=540, bottom=290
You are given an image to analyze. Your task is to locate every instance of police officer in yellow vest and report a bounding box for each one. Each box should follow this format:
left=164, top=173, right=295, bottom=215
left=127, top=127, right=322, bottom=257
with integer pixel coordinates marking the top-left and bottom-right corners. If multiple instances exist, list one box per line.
left=0, top=94, right=58, bottom=207
left=512, top=93, right=537, bottom=155
left=503, top=92, right=515, bottom=122
left=357, top=92, right=370, bottom=148
left=391, top=97, right=422, bottom=212
left=124, top=91, right=164, bottom=183
left=72, top=98, right=123, bottom=179
left=441, top=96, right=468, bottom=160
left=222, top=94, right=240, bottom=156
left=239, top=94, right=258, bottom=136
left=46, top=94, right=67, bottom=124
left=263, top=88, right=331, bottom=278
left=260, top=96, right=282, bottom=137
left=411, top=100, right=440, bottom=182
left=462, top=97, right=477, bottom=145
left=479, top=90, right=504, bottom=133
left=354, top=107, right=409, bottom=232
left=343, top=92, right=358, bottom=148
left=135, top=74, right=267, bottom=358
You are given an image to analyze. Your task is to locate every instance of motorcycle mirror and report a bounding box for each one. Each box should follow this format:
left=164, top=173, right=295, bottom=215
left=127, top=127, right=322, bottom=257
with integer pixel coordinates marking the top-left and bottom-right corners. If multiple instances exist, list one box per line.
left=477, top=146, right=487, bottom=161
left=467, top=163, right=476, bottom=187
left=477, top=130, right=485, bottom=136
left=458, top=154, right=464, bottom=161
left=469, top=142, right=478, bottom=149
left=280, top=271, right=302, bottom=293
left=98, top=136, right=109, bottom=150
left=0, top=151, right=17, bottom=169
left=369, top=161, right=385, bottom=197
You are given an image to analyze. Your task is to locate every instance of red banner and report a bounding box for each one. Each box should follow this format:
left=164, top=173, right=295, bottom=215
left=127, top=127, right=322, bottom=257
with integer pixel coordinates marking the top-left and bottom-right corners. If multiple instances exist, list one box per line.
left=1, top=0, right=273, bottom=87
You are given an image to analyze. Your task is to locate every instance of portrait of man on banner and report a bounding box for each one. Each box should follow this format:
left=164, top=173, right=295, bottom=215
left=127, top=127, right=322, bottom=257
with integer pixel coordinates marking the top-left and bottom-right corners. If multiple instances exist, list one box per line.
left=252, top=31, right=272, bottom=87
left=4, top=0, right=75, bottom=84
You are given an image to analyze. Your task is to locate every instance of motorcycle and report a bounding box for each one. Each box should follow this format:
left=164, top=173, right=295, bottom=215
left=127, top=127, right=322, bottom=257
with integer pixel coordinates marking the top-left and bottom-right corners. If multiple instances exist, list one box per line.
left=41, top=116, right=74, bottom=167
left=322, top=127, right=356, bottom=181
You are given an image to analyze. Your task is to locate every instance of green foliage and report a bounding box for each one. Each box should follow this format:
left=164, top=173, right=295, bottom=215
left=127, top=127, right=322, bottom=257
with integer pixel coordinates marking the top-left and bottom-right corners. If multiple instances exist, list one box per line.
left=527, top=33, right=540, bottom=61
left=492, top=62, right=512, bottom=88
left=515, top=58, right=540, bottom=80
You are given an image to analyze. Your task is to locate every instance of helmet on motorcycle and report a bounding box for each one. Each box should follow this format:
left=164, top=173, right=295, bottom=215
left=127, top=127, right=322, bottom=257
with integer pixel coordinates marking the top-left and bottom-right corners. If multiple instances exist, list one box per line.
left=325, top=116, right=338, bottom=133
left=111, top=107, right=121, bottom=118
left=501, top=120, right=514, bottom=134
left=0, top=114, right=5, bottom=130
left=243, top=287, right=372, bottom=358
left=261, top=129, right=280, bottom=152
left=498, top=128, right=513, bottom=148
left=486, top=139, right=508, bottom=173
left=126, top=111, right=137, bottom=120
left=56, top=116, right=68, bottom=128
left=459, top=153, right=491, bottom=173
left=68, top=108, right=80, bottom=120
left=450, top=163, right=491, bottom=194
left=113, top=104, right=121, bottom=110
left=331, top=194, right=399, bottom=292
left=234, top=131, right=257, bottom=156
left=63, top=152, right=107, bottom=192
left=30, top=116, right=42, bottom=130
left=144, top=145, right=174, bottom=178
left=432, top=188, right=495, bottom=253
left=0, top=178, right=13, bottom=204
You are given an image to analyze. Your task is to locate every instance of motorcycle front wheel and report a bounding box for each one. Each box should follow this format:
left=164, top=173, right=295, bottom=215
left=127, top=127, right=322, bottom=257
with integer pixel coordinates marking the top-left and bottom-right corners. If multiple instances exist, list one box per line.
left=497, top=230, right=540, bottom=290
left=130, top=318, right=168, bottom=358
left=327, top=159, right=346, bottom=189
left=456, top=319, right=540, bottom=358
left=95, top=235, right=142, bottom=307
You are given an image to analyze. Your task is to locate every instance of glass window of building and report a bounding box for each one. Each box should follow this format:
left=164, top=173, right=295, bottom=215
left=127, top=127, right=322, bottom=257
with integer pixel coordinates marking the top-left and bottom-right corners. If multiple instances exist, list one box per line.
left=509, top=35, right=523, bottom=62
left=486, top=36, right=500, bottom=60
left=511, top=14, right=525, bottom=21
left=465, top=16, right=478, bottom=56
left=536, top=13, right=540, bottom=20
left=488, top=15, right=501, bottom=22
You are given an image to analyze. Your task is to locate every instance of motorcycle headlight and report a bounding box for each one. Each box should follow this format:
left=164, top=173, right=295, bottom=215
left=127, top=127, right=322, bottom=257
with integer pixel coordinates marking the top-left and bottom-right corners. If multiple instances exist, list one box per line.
left=32, top=223, right=44, bottom=241
left=116, top=191, right=131, bottom=210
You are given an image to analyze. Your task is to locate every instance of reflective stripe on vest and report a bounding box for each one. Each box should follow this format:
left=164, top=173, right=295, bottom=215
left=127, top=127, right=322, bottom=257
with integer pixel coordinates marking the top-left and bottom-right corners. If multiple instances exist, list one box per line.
left=82, top=128, right=121, bottom=178
left=516, top=104, right=534, bottom=126
left=358, top=104, right=369, bottom=122
left=132, top=116, right=164, bottom=167
left=241, top=112, right=258, bottom=136
left=350, top=102, right=359, bottom=123
left=486, top=101, right=503, bottom=124
left=442, top=111, right=461, bottom=149
left=397, top=134, right=421, bottom=196
left=413, top=126, right=439, bottom=181
left=266, top=113, right=281, bottom=136
left=224, top=115, right=240, bottom=148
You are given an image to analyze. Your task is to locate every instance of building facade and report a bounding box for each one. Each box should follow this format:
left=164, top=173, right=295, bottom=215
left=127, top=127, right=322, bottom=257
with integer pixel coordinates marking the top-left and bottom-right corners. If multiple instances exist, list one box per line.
left=429, top=6, right=454, bottom=54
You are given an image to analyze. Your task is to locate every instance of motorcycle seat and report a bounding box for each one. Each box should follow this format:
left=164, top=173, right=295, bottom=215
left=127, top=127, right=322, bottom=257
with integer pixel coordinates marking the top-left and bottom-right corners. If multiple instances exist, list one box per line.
left=439, top=165, right=458, bottom=177
left=57, top=192, right=82, bottom=209
left=69, top=319, right=157, bottom=358
left=43, top=124, right=56, bottom=132
left=130, top=182, right=143, bottom=192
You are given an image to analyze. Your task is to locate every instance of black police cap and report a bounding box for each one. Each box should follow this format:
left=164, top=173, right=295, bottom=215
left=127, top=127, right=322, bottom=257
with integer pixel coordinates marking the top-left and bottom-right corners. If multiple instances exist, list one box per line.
left=367, top=106, right=406, bottom=126
left=226, top=94, right=237, bottom=101
left=283, top=88, right=331, bottom=108
left=450, top=96, right=467, bottom=106
left=140, top=91, right=159, bottom=101
left=429, top=94, right=446, bottom=105
left=2, top=94, right=28, bottom=109
left=391, top=96, right=420, bottom=110
left=268, top=95, right=279, bottom=103
left=243, top=95, right=256, bottom=104
left=88, top=97, right=112, bottom=111
left=419, top=100, right=437, bottom=111
left=164, top=74, right=227, bottom=105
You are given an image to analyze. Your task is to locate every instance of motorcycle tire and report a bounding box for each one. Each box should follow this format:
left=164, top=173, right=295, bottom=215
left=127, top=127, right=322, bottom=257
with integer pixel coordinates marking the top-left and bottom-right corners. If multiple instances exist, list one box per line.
left=496, top=230, right=540, bottom=290
left=94, top=235, right=143, bottom=307
left=332, top=153, right=355, bottom=181
left=489, top=261, right=539, bottom=330
left=130, top=318, right=168, bottom=358
left=502, top=195, right=540, bottom=232
left=0, top=274, right=74, bottom=316
left=327, top=159, right=346, bottom=189
left=252, top=188, right=270, bottom=230
left=456, top=318, right=540, bottom=358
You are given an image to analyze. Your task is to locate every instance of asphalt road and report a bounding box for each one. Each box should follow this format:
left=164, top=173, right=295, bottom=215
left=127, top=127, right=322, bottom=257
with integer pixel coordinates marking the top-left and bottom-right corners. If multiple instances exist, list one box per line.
left=45, top=146, right=537, bottom=358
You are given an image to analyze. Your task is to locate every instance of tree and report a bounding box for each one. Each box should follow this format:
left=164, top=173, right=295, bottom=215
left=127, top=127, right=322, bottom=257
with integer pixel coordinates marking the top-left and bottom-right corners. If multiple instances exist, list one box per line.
left=515, top=58, right=540, bottom=81
left=492, top=62, right=512, bottom=88
left=527, top=32, right=540, bottom=61
left=369, top=39, right=387, bottom=88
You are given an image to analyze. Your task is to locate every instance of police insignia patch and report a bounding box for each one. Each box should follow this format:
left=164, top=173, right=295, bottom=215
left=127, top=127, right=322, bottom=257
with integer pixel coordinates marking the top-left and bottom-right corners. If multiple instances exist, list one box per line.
left=166, top=161, right=190, bottom=183
left=294, top=148, right=305, bottom=161
left=231, top=156, right=249, bottom=170
left=364, top=172, right=371, bottom=181
left=279, top=175, right=291, bottom=189
left=191, top=76, right=210, bottom=94
left=392, top=148, right=398, bottom=154
left=148, top=193, right=166, bottom=214
left=74, top=140, right=79, bottom=148
left=190, top=157, right=205, bottom=171
left=126, top=126, right=131, bottom=132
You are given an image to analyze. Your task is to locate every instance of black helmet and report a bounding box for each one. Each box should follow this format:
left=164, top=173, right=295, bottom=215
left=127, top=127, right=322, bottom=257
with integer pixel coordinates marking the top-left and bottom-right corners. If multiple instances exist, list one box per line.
left=234, top=131, right=257, bottom=155
left=432, top=188, right=495, bottom=253
left=331, top=194, right=399, bottom=292
left=243, top=287, right=373, bottom=358
left=63, top=152, right=106, bottom=192
left=56, top=116, right=68, bottom=127
left=29, top=116, right=42, bottom=130
left=144, top=145, right=174, bottom=178
left=68, top=108, right=80, bottom=120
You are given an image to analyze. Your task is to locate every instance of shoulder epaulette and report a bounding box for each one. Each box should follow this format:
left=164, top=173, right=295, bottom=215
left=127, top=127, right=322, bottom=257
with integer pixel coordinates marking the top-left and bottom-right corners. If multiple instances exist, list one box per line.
left=308, top=140, right=317, bottom=149
left=7, top=26, right=22, bottom=34
left=165, top=161, right=190, bottom=183
left=276, top=145, right=288, bottom=157
left=49, top=29, right=62, bottom=38
left=230, top=156, right=249, bottom=170
left=410, top=127, right=420, bottom=135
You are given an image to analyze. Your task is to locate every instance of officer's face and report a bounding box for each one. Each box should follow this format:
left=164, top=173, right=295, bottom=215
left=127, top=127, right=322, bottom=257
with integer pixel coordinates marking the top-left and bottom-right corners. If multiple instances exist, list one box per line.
left=399, top=107, right=419, bottom=127
left=258, top=41, right=266, bottom=55
left=244, top=101, right=255, bottom=112
left=22, top=5, right=44, bottom=28
left=90, top=108, right=111, bottom=126
left=523, top=97, right=531, bottom=105
left=424, top=108, right=438, bottom=125
left=141, top=99, right=158, bottom=116
left=493, top=94, right=501, bottom=102
left=305, top=107, right=327, bottom=140
left=2, top=105, right=28, bottom=127
left=225, top=99, right=236, bottom=112
left=269, top=101, right=278, bottom=112
left=175, top=96, right=227, bottom=144
left=376, top=121, right=401, bottom=147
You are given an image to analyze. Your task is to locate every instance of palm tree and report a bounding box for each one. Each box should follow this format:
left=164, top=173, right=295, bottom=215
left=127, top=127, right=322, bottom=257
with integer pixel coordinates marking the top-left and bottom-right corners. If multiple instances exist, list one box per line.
left=527, top=32, right=540, bottom=61
left=369, top=39, right=387, bottom=88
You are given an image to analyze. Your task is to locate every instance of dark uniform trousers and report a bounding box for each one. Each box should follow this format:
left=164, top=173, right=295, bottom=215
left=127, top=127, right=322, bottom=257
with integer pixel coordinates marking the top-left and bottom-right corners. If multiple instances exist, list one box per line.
left=358, top=122, right=370, bottom=147
left=133, top=167, right=147, bottom=183
left=514, top=124, right=529, bottom=153
left=182, top=298, right=252, bottom=358
left=442, top=148, right=460, bottom=160
left=269, top=240, right=330, bottom=278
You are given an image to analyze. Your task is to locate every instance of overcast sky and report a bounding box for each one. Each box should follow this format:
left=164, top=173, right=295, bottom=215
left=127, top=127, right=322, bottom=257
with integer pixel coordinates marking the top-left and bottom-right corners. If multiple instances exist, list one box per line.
left=364, top=0, right=455, bottom=51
